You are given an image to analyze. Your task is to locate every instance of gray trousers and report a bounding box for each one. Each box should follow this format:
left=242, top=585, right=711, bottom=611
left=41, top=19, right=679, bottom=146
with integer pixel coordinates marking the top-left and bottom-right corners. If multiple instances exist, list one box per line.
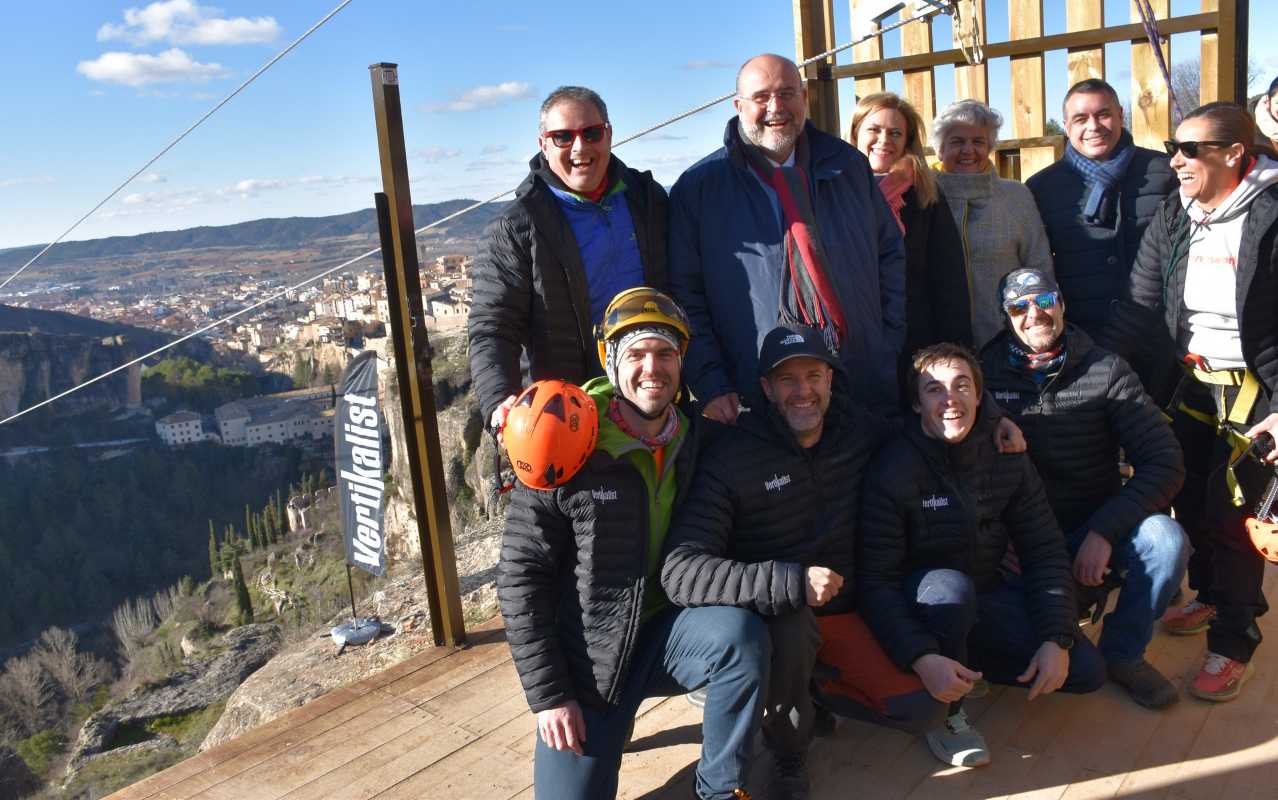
left=762, top=607, right=822, bottom=756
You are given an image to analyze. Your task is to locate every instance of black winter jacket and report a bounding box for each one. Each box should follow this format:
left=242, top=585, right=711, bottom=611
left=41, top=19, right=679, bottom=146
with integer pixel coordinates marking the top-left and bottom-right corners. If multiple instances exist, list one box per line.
left=980, top=326, right=1184, bottom=544
left=858, top=416, right=1076, bottom=671
left=497, top=414, right=698, bottom=712
left=1121, top=185, right=1278, bottom=415
left=660, top=396, right=891, bottom=618
left=1027, top=146, right=1176, bottom=337
left=900, top=187, right=973, bottom=356
left=468, top=154, right=669, bottom=423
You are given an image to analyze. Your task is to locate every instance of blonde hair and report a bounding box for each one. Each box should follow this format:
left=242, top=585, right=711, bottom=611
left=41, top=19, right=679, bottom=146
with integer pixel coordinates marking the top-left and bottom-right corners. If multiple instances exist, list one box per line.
left=850, top=92, right=938, bottom=208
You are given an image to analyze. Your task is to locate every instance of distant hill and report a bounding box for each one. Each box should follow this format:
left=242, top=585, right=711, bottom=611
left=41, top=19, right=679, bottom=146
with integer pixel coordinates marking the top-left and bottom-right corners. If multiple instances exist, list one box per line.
left=0, top=198, right=509, bottom=271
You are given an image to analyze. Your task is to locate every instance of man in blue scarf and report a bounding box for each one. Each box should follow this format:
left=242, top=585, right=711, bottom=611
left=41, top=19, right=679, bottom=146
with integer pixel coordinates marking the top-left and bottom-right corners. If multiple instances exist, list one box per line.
left=1026, top=79, right=1177, bottom=337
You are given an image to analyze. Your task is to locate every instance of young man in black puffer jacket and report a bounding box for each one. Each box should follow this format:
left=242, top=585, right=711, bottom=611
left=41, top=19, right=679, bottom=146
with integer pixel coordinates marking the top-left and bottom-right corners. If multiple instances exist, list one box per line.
left=858, top=344, right=1104, bottom=769
left=981, top=269, right=1188, bottom=709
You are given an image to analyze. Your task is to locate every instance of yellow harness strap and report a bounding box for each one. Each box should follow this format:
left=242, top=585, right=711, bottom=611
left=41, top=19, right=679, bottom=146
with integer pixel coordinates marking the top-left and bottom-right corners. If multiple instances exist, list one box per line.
left=1179, top=365, right=1262, bottom=506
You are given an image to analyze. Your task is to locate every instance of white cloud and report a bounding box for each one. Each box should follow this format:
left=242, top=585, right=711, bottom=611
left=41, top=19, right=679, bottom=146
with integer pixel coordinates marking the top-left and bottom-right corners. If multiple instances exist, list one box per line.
left=480, top=144, right=508, bottom=154
left=138, top=172, right=166, bottom=184
left=632, top=133, right=687, bottom=142
left=77, top=49, right=228, bottom=87
left=414, top=146, right=463, bottom=163
left=228, top=178, right=285, bottom=197
left=97, top=0, right=280, bottom=46
left=0, top=176, right=55, bottom=189
left=465, top=158, right=522, bottom=173
left=421, top=81, right=535, bottom=113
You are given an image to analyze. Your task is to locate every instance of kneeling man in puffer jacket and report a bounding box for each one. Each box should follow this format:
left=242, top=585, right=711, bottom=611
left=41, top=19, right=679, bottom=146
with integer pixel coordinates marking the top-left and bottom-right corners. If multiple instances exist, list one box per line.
left=981, top=268, right=1188, bottom=709
left=857, top=343, right=1105, bottom=770
left=661, top=324, right=896, bottom=800
left=498, top=288, right=768, bottom=800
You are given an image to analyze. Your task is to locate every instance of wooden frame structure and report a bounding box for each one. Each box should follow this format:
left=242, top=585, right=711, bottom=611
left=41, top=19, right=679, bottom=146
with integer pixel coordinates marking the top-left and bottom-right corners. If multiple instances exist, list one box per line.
left=792, top=0, right=1250, bottom=180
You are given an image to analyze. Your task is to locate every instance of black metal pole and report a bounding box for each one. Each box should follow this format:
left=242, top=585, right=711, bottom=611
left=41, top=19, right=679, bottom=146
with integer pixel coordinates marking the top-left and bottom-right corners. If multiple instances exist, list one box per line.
left=346, top=563, right=359, bottom=621
left=369, top=62, right=466, bottom=647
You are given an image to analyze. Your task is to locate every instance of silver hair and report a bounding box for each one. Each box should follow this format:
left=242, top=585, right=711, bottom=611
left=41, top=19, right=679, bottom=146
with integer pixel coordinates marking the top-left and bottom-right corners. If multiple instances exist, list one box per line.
left=539, top=86, right=609, bottom=133
left=930, top=99, right=1003, bottom=155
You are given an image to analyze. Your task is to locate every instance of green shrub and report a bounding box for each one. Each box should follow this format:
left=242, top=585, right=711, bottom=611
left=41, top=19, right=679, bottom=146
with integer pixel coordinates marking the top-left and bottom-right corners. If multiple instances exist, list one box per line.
left=16, top=729, right=68, bottom=775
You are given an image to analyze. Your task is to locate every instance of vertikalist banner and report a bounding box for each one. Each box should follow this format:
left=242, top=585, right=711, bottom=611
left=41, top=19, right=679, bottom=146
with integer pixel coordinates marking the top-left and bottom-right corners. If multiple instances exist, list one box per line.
left=335, top=350, right=386, bottom=577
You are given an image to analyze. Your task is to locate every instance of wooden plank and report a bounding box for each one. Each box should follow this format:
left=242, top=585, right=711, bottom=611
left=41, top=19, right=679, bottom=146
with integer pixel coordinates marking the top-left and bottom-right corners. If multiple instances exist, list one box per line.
left=1130, top=0, right=1172, bottom=150
left=1067, top=0, right=1106, bottom=86
left=1200, top=0, right=1220, bottom=105
left=953, top=0, right=988, bottom=103
left=385, top=633, right=514, bottom=707
left=793, top=0, right=841, bottom=136
left=1010, top=0, right=1051, bottom=180
left=900, top=5, right=937, bottom=130
left=201, top=699, right=435, bottom=800
left=832, top=13, right=1214, bottom=80
left=281, top=663, right=529, bottom=800
left=850, top=0, right=885, bottom=99
left=1216, top=0, right=1240, bottom=104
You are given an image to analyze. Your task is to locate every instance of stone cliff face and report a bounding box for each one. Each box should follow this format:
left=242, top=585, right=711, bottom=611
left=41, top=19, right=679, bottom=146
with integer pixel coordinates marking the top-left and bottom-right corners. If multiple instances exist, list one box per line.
left=0, top=332, right=141, bottom=419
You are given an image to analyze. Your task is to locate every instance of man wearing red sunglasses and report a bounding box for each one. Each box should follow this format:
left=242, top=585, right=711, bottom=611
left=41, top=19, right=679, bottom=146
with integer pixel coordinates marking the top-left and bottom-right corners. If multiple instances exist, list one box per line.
left=469, top=86, right=670, bottom=439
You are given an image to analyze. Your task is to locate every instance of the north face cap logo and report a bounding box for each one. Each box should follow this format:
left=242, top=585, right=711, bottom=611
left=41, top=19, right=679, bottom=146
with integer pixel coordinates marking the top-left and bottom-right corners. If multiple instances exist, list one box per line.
left=780, top=333, right=805, bottom=346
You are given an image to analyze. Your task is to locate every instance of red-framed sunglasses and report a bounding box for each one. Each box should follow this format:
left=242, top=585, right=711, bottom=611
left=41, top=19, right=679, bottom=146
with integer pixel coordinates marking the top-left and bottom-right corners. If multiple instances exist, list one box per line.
left=542, top=124, right=610, bottom=148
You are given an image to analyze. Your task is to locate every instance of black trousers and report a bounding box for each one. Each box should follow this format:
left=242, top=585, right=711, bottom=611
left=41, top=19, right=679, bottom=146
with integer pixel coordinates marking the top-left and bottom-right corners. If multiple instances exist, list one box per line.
left=1171, top=378, right=1271, bottom=662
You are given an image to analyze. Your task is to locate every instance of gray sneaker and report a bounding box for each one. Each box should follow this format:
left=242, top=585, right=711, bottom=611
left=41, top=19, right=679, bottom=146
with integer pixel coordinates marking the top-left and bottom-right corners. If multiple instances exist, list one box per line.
left=686, top=687, right=707, bottom=709
left=925, top=708, right=990, bottom=768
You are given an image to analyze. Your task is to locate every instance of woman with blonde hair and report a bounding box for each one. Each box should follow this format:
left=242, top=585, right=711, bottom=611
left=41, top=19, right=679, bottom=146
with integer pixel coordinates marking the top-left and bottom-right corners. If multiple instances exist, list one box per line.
left=852, top=93, right=972, bottom=364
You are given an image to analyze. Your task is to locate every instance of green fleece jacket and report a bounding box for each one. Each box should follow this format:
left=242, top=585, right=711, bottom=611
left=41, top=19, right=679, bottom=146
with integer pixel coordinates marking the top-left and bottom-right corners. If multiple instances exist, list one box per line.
left=584, top=377, right=688, bottom=621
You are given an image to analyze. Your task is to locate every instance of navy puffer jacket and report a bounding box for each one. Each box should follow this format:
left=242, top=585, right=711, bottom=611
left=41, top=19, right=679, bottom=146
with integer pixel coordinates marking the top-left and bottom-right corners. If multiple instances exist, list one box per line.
left=1026, top=147, right=1176, bottom=337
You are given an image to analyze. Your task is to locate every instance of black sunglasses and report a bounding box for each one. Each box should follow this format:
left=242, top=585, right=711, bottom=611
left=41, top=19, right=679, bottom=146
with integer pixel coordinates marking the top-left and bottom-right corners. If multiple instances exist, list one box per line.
left=1163, top=139, right=1232, bottom=158
left=543, top=124, right=609, bottom=148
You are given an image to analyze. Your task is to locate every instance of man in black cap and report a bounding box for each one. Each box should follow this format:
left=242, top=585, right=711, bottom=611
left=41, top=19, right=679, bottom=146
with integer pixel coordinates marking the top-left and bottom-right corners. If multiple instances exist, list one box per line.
left=661, top=324, right=891, bottom=800
left=980, top=267, right=1188, bottom=708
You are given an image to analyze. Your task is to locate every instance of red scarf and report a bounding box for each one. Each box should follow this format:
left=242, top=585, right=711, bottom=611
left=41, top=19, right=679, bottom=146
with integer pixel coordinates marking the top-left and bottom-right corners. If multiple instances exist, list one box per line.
left=876, top=169, right=911, bottom=234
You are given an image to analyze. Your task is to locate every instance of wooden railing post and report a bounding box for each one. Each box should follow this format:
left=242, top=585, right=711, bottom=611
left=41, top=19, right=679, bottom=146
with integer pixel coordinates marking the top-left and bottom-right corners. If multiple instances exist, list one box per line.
left=850, top=0, right=885, bottom=103
left=901, top=5, right=937, bottom=131
left=1130, top=0, right=1172, bottom=149
left=954, top=0, right=989, bottom=103
left=794, top=0, right=841, bottom=136
left=1010, top=0, right=1053, bottom=179
left=1067, top=0, right=1106, bottom=86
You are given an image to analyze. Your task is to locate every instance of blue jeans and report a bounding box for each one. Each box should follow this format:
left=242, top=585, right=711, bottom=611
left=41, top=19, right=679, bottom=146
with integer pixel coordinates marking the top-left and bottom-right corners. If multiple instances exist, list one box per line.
left=1066, top=514, right=1190, bottom=664
left=533, top=605, right=769, bottom=800
left=968, top=578, right=1107, bottom=693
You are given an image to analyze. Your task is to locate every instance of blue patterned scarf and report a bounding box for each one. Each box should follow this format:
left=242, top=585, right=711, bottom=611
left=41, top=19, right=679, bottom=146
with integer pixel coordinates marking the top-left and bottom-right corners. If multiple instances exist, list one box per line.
left=1007, top=338, right=1066, bottom=385
left=1063, top=129, right=1136, bottom=225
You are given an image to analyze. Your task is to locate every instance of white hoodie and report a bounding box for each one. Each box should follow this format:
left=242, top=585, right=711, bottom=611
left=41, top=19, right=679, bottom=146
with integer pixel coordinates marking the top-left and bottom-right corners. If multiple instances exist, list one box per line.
left=1181, top=154, right=1278, bottom=368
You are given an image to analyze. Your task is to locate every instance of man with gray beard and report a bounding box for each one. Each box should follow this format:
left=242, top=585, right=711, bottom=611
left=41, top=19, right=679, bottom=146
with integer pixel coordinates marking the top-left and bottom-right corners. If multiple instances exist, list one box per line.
left=669, top=53, right=906, bottom=418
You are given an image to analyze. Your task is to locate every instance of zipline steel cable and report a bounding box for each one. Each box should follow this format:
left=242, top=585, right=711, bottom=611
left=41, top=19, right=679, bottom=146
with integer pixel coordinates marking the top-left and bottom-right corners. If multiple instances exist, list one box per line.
left=0, top=4, right=947, bottom=427
left=0, top=0, right=357, bottom=293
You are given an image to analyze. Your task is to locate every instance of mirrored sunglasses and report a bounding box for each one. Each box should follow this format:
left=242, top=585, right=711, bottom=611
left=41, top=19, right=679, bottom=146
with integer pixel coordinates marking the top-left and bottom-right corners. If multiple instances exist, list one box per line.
left=1004, top=291, right=1060, bottom=317
left=543, top=124, right=609, bottom=148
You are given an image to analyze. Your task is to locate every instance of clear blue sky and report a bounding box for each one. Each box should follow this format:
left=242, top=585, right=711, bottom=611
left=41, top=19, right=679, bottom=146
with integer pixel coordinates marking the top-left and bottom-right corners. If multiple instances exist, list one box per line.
left=1, top=0, right=1274, bottom=253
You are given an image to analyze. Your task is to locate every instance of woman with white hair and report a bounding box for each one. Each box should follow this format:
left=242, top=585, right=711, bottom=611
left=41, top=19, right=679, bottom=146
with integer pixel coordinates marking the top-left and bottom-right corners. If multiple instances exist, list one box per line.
left=932, top=99, right=1053, bottom=346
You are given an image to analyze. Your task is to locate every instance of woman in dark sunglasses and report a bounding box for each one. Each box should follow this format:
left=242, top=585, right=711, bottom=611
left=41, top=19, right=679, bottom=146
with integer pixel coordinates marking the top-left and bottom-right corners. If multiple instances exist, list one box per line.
left=1118, top=101, right=1278, bottom=703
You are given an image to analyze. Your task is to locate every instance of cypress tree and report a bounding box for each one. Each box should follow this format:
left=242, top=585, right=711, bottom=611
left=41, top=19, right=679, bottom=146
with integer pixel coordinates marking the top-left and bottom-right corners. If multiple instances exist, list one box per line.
left=231, top=555, right=254, bottom=625
left=208, top=522, right=219, bottom=579
left=245, top=505, right=254, bottom=549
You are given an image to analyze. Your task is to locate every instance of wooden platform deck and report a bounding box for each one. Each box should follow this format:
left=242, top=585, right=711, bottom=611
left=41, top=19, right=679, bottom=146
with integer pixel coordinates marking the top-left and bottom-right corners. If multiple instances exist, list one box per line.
left=110, top=569, right=1278, bottom=800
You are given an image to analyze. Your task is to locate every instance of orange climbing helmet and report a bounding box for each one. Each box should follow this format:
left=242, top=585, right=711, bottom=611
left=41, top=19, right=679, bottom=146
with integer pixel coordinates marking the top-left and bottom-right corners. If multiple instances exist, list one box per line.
left=1247, top=517, right=1278, bottom=563
left=502, top=380, right=598, bottom=491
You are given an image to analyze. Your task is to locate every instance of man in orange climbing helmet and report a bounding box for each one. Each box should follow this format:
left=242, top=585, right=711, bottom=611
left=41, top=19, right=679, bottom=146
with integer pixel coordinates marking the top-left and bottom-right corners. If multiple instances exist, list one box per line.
left=499, top=287, right=768, bottom=800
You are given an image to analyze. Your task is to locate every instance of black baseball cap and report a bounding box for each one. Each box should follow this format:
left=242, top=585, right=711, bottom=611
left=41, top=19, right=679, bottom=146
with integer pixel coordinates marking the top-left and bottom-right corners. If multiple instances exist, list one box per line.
left=758, top=325, right=839, bottom=375
left=998, top=268, right=1060, bottom=308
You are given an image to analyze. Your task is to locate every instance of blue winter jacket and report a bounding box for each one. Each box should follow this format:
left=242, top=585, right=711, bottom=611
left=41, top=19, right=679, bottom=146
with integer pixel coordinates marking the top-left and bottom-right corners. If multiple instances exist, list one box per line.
left=668, top=120, right=907, bottom=412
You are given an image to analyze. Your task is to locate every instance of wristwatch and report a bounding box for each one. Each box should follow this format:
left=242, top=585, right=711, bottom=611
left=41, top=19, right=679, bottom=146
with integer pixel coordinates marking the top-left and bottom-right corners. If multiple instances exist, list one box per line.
left=1047, top=634, right=1075, bottom=651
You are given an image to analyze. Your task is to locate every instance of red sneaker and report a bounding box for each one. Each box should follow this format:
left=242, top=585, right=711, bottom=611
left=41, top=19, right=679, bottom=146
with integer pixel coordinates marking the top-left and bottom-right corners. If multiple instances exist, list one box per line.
left=1189, top=652, right=1254, bottom=702
left=1161, top=600, right=1216, bottom=635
